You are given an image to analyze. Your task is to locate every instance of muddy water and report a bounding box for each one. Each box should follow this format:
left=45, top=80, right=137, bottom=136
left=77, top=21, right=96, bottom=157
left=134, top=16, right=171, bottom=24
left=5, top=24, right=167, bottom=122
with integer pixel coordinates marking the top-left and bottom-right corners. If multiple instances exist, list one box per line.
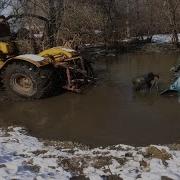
left=0, top=53, right=180, bottom=147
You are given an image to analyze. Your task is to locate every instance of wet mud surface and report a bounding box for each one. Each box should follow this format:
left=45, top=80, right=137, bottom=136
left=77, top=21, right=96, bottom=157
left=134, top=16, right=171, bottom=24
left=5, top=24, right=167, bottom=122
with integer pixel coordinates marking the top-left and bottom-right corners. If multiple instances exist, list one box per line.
left=0, top=53, right=180, bottom=147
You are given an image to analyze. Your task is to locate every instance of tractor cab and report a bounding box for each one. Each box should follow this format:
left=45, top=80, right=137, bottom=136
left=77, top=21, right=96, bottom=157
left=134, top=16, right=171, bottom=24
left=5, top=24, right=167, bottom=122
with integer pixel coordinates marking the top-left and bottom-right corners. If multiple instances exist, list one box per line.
left=0, top=15, right=16, bottom=59
left=0, top=15, right=11, bottom=40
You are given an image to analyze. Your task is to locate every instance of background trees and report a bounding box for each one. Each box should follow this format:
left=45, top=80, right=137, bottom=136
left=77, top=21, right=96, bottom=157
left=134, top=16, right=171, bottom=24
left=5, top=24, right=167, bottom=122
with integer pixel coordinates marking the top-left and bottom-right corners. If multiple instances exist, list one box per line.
left=162, top=0, right=180, bottom=46
left=1, top=0, right=180, bottom=52
left=0, top=0, right=12, bottom=15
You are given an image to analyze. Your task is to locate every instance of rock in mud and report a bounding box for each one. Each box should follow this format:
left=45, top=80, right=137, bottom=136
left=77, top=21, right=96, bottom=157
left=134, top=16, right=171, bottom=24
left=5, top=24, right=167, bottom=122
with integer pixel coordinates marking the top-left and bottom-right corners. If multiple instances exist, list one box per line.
left=145, top=146, right=172, bottom=160
left=139, top=159, right=148, bottom=168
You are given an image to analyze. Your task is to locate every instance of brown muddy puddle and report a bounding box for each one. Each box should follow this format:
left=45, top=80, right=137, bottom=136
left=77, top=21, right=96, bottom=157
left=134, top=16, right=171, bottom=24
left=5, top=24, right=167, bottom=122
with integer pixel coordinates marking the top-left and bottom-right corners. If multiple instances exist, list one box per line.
left=0, top=53, right=180, bottom=147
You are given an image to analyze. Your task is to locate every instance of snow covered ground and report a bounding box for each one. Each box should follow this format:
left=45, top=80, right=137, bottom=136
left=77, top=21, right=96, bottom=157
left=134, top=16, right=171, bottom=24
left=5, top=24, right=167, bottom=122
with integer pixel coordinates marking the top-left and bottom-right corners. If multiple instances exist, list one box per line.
left=152, top=34, right=180, bottom=44
left=0, top=127, right=180, bottom=180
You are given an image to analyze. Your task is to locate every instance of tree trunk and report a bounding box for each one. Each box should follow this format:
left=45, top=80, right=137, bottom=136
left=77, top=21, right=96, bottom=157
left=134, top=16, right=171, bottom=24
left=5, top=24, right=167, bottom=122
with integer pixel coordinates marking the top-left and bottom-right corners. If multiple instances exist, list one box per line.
left=135, top=0, right=140, bottom=37
left=126, top=0, right=130, bottom=38
left=46, top=0, right=64, bottom=48
left=47, top=0, right=56, bottom=47
left=171, top=14, right=179, bottom=46
left=167, top=0, right=179, bottom=46
left=172, top=29, right=179, bottom=46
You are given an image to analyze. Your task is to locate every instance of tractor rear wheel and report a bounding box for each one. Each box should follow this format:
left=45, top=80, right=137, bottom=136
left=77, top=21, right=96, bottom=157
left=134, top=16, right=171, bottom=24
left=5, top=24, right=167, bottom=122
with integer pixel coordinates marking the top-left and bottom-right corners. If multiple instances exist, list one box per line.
left=2, top=62, right=60, bottom=100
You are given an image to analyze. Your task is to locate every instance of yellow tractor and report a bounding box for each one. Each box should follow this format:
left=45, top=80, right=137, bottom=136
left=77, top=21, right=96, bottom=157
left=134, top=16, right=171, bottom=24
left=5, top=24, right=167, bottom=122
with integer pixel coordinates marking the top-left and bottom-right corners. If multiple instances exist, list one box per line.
left=0, top=17, right=93, bottom=100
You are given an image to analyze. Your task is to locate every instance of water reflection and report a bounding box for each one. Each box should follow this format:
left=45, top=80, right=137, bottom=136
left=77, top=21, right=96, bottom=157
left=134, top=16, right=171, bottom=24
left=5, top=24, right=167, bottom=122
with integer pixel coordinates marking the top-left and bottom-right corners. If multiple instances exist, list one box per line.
left=0, top=53, right=180, bottom=146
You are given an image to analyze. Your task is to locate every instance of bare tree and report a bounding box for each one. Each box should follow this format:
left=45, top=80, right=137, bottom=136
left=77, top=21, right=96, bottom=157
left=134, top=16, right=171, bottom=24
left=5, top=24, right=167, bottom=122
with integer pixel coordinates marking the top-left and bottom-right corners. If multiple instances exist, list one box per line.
left=6, top=0, right=64, bottom=48
left=163, top=0, right=180, bottom=46
left=126, top=0, right=130, bottom=38
left=1, top=0, right=180, bottom=50
left=0, top=0, right=11, bottom=14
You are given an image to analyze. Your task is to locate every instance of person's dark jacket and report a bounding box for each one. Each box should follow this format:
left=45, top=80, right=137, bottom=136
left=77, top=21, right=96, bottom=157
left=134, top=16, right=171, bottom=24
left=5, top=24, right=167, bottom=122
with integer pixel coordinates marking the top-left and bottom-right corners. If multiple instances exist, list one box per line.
left=0, top=21, right=11, bottom=38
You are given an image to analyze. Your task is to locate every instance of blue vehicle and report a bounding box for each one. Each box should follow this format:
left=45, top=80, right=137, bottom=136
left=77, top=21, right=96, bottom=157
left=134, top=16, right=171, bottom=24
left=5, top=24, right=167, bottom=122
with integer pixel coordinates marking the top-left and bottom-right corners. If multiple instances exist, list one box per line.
left=169, top=77, right=180, bottom=92
left=161, top=65, right=180, bottom=95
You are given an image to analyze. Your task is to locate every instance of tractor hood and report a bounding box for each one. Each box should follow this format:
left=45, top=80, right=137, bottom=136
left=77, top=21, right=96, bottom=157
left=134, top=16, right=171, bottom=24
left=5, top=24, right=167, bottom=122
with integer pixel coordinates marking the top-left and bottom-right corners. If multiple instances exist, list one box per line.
left=39, top=46, right=78, bottom=58
left=2, top=47, right=81, bottom=69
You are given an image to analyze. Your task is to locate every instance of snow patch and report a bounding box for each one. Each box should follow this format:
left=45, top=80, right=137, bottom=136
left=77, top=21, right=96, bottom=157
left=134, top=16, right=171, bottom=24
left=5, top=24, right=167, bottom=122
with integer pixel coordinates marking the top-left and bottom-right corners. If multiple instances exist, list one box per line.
left=0, top=127, right=180, bottom=180
left=59, top=47, right=76, bottom=52
left=16, top=54, right=45, bottom=62
left=152, top=34, right=180, bottom=44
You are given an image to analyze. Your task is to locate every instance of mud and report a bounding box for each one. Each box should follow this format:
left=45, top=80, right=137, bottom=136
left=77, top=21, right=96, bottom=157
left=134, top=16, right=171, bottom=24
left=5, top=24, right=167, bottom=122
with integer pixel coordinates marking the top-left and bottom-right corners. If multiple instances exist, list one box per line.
left=0, top=53, right=180, bottom=147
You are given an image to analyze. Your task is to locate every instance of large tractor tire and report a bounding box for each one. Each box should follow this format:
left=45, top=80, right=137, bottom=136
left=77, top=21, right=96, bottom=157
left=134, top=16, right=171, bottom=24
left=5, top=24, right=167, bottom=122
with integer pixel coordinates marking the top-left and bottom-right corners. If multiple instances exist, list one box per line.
left=1, top=62, right=60, bottom=100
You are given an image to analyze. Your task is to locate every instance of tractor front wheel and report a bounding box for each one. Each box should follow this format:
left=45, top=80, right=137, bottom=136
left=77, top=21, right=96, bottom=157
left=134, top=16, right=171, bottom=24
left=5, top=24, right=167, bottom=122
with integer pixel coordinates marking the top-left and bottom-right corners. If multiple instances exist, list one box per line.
left=2, top=62, right=59, bottom=100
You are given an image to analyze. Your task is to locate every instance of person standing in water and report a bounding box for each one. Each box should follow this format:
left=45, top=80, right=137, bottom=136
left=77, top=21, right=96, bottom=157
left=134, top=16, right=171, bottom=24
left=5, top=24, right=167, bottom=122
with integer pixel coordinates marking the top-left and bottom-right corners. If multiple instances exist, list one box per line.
left=132, top=72, right=160, bottom=91
left=0, top=15, right=11, bottom=41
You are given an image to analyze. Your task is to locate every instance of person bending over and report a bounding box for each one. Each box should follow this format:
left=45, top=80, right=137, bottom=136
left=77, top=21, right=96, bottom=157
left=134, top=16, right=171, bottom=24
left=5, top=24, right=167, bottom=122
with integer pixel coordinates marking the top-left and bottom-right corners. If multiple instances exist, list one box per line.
left=132, top=72, right=159, bottom=91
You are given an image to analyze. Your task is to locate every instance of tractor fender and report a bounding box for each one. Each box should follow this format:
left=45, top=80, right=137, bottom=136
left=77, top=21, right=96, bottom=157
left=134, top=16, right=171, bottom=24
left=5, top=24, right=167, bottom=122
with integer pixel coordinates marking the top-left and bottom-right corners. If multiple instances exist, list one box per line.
left=1, top=54, right=50, bottom=69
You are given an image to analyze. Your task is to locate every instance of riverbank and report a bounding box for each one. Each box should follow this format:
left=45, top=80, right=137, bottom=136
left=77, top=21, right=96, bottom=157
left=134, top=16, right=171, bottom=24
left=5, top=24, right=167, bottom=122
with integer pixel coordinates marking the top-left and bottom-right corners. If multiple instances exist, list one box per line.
left=80, top=34, right=180, bottom=58
left=137, top=43, right=180, bottom=54
left=0, top=127, right=180, bottom=180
